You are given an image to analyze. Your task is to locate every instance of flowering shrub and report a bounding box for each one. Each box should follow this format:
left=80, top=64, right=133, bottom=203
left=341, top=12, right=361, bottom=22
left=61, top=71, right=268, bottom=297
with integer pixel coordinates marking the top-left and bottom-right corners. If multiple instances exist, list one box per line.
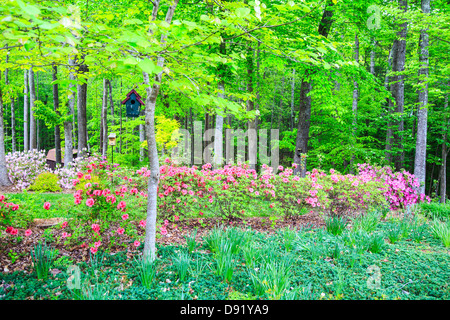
left=318, top=169, right=386, bottom=216
left=73, top=163, right=123, bottom=221
left=0, top=194, right=19, bottom=227
left=357, top=163, right=431, bottom=210
left=201, top=162, right=261, bottom=219
left=155, top=161, right=209, bottom=220
left=269, top=165, right=327, bottom=217
left=54, top=153, right=104, bottom=189
left=6, top=150, right=48, bottom=190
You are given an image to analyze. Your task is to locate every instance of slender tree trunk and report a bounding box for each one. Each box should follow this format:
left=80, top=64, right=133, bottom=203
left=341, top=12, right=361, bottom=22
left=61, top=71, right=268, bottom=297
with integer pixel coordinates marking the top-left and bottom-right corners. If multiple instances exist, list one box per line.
left=69, top=58, right=77, bottom=151
left=293, top=0, right=335, bottom=175
left=189, top=107, right=194, bottom=166
left=350, top=34, right=359, bottom=173
left=214, top=39, right=226, bottom=168
left=4, top=60, right=16, bottom=153
left=23, top=70, right=29, bottom=151
left=441, top=89, right=449, bottom=203
left=29, top=67, right=37, bottom=150
left=108, top=79, right=115, bottom=126
left=293, top=79, right=312, bottom=177
left=0, top=71, right=12, bottom=186
left=214, top=81, right=224, bottom=167
left=290, top=68, right=295, bottom=131
left=120, top=102, right=123, bottom=154
left=36, top=71, right=39, bottom=150
left=52, top=65, right=62, bottom=165
left=139, top=122, right=145, bottom=162
left=119, top=79, right=123, bottom=154
left=370, top=40, right=377, bottom=76
left=247, top=44, right=257, bottom=170
left=385, top=42, right=396, bottom=163
left=101, top=79, right=108, bottom=158
left=64, top=57, right=76, bottom=166
left=413, top=0, right=430, bottom=194
left=10, top=98, right=15, bottom=153
left=142, top=0, right=179, bottom=261
left=391, top=0, right=408, bottom=171
left=77, top=63, right=88, bottom=158
left=256, top=41, right=261, bottom=131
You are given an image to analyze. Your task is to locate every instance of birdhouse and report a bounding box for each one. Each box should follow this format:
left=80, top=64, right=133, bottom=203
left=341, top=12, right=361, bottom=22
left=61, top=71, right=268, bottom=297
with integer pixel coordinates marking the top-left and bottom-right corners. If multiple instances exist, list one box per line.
left=108, top=133, right=117, bottom=146
left=121, top=89, right=144, bottom=118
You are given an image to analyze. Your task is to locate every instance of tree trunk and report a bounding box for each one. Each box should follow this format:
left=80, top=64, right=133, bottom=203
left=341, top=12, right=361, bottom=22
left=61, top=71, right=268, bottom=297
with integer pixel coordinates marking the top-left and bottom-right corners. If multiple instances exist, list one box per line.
left=385, top=42, right=396, bottom=163
left=290, top=68, right=295, bottom=131
left=101, top=79, right=108, bottom=158
left=108, top=79, right=115, bottom=126
left=413, top=0, right=430, bottom=194
left=214, top=39, right=226, bottom=168
left=391, top=0, right=408, bottom=171
left=440, top=89, right=449, bottom=203
left=36, top=71, right=39, bottom=150
left=142, top=0, right=179, bottom=261
left=139, top=122, right=145, bottom=162
left=293, top=0, right=335, bottom=175
left=77, top=63, right=89, bottom=158
left=69, top=58, right=77, bottom=151
left=350, top=34, right=359, bottom=173
left=10, top=97, right=15, bottom=153
left=293, top=79, right=312, bottom=177
left=247, top=44, right=257, bottom=170
left=4, top=61, right=16, bottom=153
left=120, top=102, right=123, bottom=154
left=64, top=57, right=76, bottom=166
left=0, top=71, right=12, bottom=186
left=256, top=41, right=261, bottom=131
left=370, top=40, right=377, bottom=76
left=214, top=81, right=224, bottom=167
left=29, top=67, right=37, bottom=150
left=23, top=69, right=29, bottom=151
left=52, top=65, right=62, bottom=165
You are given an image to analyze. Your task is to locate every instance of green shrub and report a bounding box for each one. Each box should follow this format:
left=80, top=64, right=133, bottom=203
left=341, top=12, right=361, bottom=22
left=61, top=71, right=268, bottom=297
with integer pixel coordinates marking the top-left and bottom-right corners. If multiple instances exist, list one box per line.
left=28, top=172, right=62, bottom=192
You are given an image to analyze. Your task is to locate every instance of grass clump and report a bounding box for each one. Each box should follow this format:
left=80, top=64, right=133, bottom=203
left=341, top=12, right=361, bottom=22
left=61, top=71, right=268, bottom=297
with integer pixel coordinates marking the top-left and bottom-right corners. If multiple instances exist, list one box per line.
left=324, top=215, right=347, bottom=236
left=30, top=241, right=57, bottom=280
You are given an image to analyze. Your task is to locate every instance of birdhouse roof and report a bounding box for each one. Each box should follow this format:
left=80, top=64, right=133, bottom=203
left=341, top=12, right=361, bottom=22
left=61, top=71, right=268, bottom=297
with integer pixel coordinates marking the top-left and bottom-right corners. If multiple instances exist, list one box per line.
left=121, top=89, right=144, bottom=105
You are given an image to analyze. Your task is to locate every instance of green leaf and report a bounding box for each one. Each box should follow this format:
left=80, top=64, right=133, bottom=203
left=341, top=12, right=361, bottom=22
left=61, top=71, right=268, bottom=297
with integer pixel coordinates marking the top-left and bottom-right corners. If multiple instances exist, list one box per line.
left=123, top=57, right=139, bottom=65
left=236, top=7, right=250, bottom=18
left=17, top=0, right=41, bottom=16
left=138, top=59, right=156, bottom=74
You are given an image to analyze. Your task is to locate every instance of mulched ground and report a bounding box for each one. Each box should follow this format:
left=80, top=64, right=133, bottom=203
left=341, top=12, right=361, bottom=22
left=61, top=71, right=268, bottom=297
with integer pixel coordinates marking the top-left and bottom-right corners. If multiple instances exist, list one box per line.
left=0, top=212, right=326, bottom=274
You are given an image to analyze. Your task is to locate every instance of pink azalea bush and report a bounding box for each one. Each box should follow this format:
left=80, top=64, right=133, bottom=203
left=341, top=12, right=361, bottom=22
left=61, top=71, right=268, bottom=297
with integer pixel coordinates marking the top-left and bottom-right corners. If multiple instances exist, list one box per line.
left=53, top=153, right=103, bottom=189
left=0, top=194, right=19, bottom=229
left=357, top=163, right=431, bottom=210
